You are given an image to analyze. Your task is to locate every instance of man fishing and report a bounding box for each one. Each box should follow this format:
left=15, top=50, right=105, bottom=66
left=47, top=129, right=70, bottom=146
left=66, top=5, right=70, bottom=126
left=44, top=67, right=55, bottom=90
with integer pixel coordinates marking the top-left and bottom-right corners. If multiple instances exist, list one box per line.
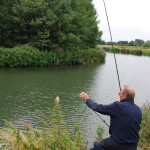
left=80, top=86, right=142, bottom=150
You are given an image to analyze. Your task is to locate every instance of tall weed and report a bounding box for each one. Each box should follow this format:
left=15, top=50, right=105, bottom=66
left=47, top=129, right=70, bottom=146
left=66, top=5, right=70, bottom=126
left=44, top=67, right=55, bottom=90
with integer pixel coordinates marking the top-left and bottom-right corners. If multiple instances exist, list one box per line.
left=100, top=45, right=150, bottom=56
left=138, top=103, right=150, bottom=150
left=1, top=97, right=87, bottom=150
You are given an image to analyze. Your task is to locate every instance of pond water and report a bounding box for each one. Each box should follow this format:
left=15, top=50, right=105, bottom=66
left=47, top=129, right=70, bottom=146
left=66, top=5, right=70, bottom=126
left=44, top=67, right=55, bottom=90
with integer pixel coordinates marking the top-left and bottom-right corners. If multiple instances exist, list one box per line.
left=0, top=53, right=150, bottom=148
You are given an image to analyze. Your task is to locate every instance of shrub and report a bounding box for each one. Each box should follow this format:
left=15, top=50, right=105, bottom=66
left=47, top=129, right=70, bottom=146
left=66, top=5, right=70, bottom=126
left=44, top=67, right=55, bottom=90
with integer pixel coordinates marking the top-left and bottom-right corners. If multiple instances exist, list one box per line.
left=135, top=50, right=142, bottom=56
left=138, top=103, right=150, bottom=150
left=109, top=48, right=113, bottom=53
left=142, top=41, right=150, bottom=48
left=120, top=49, right=126, bottom=54
left=101, top=45, right=150, bottom=57
left=0, top=0, right=100, bottom=50
left=95, top=125, right=105, bottom=140
left=126, top=49, right=130, bottom=54
left=0, top=45, right=105, bottom=68
left=102, top=47, right=109, bottom=52
left=1, top=97, right=88, bottom=150
left=114, top=48, right=119, bottom=53
left=142, top=50, right=150, bottom=56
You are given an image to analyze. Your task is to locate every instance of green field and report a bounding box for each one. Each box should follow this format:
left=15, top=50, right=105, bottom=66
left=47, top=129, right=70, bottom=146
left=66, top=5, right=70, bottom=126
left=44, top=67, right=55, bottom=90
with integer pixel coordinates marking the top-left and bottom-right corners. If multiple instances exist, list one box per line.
left=98, top=45, right=150, bottom=56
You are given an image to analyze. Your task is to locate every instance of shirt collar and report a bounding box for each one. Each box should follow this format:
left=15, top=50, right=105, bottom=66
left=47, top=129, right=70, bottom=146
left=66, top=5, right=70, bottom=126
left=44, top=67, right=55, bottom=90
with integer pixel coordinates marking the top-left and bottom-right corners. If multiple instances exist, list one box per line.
left=120, top=98, right=134, bottom=103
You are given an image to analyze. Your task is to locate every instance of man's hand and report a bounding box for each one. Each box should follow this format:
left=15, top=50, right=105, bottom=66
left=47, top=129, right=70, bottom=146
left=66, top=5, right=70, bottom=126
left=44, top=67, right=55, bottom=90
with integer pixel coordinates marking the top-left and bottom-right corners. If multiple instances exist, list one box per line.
left=80, top=92, right=90, bottom=101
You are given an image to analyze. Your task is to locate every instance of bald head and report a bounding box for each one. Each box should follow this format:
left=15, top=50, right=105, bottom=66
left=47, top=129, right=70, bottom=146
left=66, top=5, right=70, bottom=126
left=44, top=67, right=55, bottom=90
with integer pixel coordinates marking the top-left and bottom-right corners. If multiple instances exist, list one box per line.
left=122, top=86, right=135, bottom=98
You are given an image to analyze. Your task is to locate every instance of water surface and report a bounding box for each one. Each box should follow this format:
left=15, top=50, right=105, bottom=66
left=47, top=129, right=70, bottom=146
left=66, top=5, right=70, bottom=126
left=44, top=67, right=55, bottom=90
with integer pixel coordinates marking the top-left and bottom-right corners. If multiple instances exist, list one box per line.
left=0, top=53, right=150, bottom=148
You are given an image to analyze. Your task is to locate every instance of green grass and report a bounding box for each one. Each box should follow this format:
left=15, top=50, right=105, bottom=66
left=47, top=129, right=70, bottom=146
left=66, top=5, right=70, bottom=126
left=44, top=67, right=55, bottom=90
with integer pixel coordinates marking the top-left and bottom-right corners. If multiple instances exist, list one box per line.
left=0, top=97, right=88, bottom=150
left=99, top=45, right=150, bottom=56
left=138, top=103, right=150, bottom=150
left=1, top=97, right=149, bottom=149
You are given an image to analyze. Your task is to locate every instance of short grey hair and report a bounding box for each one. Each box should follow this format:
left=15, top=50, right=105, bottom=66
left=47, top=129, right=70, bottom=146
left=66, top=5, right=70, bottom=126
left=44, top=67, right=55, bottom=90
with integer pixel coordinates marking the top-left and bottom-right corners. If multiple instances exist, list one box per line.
left=123, top=86, right=135, bottom=98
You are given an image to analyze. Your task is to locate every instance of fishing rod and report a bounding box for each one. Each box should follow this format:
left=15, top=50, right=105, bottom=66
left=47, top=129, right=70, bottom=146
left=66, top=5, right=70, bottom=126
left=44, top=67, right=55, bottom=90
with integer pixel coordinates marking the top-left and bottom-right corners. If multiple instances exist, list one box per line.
left=82, top=0, right=122, bottom=128
left=83, top=100, right=110, bottom=127
left=102, top=0, right=121, bottom=91
left=92, top=108, right=110, bottom=128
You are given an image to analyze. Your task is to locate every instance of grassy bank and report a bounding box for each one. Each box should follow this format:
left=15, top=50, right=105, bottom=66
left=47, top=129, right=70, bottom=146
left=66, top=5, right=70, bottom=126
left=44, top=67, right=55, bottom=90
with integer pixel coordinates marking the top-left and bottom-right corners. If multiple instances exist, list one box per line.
left=1, top=98, right=150, bottom=149
left=99, top=45, right=150, bottom=56
left=138, top=103, right=150, bottom=150
left=0, top=97, right=88, bottom=150
left=0, top=97, right=104, bottom=150
left=0, top=45, right=105, bottom=68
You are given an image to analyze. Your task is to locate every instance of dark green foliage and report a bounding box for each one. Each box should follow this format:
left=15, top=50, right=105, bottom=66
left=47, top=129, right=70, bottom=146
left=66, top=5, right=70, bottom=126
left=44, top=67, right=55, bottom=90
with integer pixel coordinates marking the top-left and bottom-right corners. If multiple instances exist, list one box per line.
left=142, top=41, right=150, bottom=48
left=120, top=49, right=126, bottom=54
left=131, top=49, right=136, bottom=55
left=134, top=39, right=144, bottom=46
left=138, top=103, right=150, bottom=149
left=100, top=39, right=146, bottom=47
left=135, top=49, right=142, bottom=56
left=106, top=41, right=112, bottom=45
left=0, top=0, right=100, bottom=50
left=0, top=45, right=48, bottom=67
left=117, top=41, right=128, bottom=46
left=126, top=49, right=130, bottom=54
left=102, top=47, right=119, bottom=53
left=127, top=39, right=144, bottom=47
left=101, top=47, right=109, bottom=52
left=98, top=40, right=106, bottom=45
left=114, top=48, right=119, bottom=53
left=0, top=45, right=105, bottom=68
left=0, top=0, right=16, bottom=47
left=128, top=41, right=136, bottom=46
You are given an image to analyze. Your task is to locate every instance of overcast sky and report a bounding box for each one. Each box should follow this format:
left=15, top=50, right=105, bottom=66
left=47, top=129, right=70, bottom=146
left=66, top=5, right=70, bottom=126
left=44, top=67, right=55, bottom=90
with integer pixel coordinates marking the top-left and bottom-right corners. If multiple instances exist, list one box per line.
left=92, top=0, right=150, bottom=42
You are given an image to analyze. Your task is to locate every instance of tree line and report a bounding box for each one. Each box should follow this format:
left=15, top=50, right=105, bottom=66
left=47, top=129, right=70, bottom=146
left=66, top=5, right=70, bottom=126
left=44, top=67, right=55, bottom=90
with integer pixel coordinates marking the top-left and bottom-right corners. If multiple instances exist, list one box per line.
left=0, top=0, right=102, bottom=51
left=99, top=39, right=150, bottom=48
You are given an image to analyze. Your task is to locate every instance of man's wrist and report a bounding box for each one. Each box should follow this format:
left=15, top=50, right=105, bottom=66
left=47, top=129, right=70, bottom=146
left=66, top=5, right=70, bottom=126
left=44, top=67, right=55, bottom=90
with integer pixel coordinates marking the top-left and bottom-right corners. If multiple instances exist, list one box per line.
left=84, top=98, right=90, bottom=101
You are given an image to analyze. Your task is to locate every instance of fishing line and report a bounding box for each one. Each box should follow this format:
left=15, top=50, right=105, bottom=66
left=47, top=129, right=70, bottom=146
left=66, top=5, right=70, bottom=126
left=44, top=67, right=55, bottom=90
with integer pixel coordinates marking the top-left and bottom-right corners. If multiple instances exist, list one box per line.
left=102, top=0, right=121, bottom=91
left=87, top=0, right=122, bottom=127
left=82, top=0, right=122, bottom=128
left=93, top=109, right=110, bottom=127
left=83, top=100, right=110, bottom=127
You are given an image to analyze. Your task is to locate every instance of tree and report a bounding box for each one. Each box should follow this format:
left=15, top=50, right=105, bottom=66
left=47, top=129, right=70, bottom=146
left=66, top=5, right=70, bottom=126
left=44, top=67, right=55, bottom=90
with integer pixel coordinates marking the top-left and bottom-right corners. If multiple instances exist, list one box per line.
left=98, top=40, right=106, bottom=45
left=0, top=0, right=101, bottom=50
left=45, top=0, right=81, bottom=50
left=106, top=41, right=112, bottom=45
left=11, top=0, right=57, bottom=49
left=0, top=0, right=16, bottom=47
left=128, top=41, right=136, bottom=46
left=142, top=41, right=150, bottom=48
left=134, top=39, right=144, bottom=46
left=117, top=41, right=128, bottom=46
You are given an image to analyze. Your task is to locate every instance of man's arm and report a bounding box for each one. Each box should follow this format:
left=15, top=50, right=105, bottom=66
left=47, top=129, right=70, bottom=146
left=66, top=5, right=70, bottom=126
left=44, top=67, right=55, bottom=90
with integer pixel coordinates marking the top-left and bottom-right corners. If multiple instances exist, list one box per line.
left=80, top=92, right=117, bottom=116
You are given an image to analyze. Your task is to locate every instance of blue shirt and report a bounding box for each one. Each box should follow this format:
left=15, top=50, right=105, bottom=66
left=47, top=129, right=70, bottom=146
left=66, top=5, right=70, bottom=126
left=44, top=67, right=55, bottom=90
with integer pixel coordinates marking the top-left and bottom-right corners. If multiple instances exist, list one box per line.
left=86, top=98, right=142, bottom=147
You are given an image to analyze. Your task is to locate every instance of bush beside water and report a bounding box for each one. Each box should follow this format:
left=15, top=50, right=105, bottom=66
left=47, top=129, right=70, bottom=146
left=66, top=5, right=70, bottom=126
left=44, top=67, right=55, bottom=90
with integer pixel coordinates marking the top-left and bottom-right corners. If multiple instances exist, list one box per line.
left=138, top=103, right=150, bottom=150
left=1, top=98, right=150, bottom=149
left=0, top=97, right=88, bottom=150
left=0, top=45, right=105, bottom=68
left=101, top=46, right=150, bottom=56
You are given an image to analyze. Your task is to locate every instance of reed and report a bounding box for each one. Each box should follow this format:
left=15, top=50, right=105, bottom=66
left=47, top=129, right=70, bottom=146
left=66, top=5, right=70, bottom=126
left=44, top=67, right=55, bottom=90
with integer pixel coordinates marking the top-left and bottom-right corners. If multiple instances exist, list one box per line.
left=1, top=97, right=88, bottom=150
left=99, top=45, right=150, bottom=56
left=138, top=103, right=150, bottom=150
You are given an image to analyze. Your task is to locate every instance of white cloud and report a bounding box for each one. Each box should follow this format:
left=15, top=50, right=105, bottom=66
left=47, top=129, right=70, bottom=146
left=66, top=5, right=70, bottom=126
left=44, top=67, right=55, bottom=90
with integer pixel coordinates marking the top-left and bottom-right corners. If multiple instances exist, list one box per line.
left=93, top=0, right=150, bottom=41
